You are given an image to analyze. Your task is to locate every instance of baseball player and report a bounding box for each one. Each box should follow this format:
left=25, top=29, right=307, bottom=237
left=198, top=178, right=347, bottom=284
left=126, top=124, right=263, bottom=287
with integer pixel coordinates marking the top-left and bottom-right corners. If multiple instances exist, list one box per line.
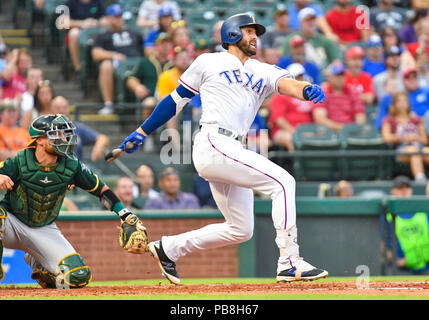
left=0, top=114, right=147, bottom=288
left=117, top=13, right=328, bottom=284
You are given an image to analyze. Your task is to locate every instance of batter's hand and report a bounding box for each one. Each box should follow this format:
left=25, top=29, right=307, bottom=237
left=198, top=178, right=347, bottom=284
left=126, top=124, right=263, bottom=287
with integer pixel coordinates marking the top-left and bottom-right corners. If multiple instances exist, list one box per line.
left=119, top=130, right=145, bottom=153
left=0, top=174, right=14, bottom=190
left=304, top=84, right=325, bottom=104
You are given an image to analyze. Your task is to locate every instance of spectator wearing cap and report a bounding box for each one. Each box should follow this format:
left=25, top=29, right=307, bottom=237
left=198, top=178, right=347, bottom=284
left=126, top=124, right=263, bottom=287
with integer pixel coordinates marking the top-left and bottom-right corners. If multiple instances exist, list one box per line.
left=344, top=46, right=376, bottom=106
left=369, top=0, right=408, bottom=33
left=261, top=6, right=296, bottom=53
left=287, top=0, right=338, bottom=42
left=376, top=67, right=429, bottom=130
left=363, top=34, right=387, bottom=77
left=143, top=7, right=175, bottom=57
left=0, top=98, right=31, bottom=161
left=373, top=45, right=405, bottom=103
left=381, top=92, right=429, bottom=182
left=63, top=0, right=109, bottom=81
left=282, top=7, right=342, bottom=70
left=91, top=4, right=144, bottom=115
left=137, top=0, right=181, bottom=28
left=313, top=62, right=366, bottom=132
left=268, top=63, right=315, bottom=151
left=144, top=167, right=200, bottom=210
left=277, top=35, right=321, bottom=84
left=326, top=0, right=369, bottom=45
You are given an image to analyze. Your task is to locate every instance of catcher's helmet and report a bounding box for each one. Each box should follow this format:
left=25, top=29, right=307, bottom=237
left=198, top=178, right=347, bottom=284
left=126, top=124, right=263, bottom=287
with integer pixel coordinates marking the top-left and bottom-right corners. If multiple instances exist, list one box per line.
left=28, top=114, right=77, bottom=160
left=221, top=13, right=265, bottom=49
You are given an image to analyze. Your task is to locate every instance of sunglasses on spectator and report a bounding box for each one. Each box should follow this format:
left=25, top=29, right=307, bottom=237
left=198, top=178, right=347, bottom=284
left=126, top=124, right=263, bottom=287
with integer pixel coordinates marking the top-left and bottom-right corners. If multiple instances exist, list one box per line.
left=38, top=80, right=50, bottom=87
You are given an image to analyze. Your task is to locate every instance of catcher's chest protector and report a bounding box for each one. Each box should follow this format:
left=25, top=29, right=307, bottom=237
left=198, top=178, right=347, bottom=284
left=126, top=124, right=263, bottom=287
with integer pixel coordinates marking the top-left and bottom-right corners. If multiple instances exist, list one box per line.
left=11, top=149, right=78, bottom=227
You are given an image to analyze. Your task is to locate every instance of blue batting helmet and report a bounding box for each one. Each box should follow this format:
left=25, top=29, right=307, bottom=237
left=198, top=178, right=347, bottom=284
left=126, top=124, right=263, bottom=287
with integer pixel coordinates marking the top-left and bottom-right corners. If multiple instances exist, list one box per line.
left=221, top=13, right=266, bottom=49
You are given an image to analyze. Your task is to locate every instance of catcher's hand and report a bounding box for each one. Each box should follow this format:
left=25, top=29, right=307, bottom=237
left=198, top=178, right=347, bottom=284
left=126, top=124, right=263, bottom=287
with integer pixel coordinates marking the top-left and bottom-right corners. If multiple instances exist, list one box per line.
left=119, top=214, right=148, bottom=254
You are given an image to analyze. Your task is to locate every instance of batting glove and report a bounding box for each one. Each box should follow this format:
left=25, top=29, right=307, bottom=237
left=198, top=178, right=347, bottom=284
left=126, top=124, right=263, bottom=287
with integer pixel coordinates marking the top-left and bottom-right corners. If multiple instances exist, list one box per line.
left=303, top=84, right=325, bottom=104
left=119, top=131, right=145, bottom=153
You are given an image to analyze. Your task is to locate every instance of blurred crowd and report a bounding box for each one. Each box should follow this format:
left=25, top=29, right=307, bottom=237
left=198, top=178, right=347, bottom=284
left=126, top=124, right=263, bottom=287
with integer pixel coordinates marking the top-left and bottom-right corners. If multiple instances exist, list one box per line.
left=1, top=0, right=429, bottom=188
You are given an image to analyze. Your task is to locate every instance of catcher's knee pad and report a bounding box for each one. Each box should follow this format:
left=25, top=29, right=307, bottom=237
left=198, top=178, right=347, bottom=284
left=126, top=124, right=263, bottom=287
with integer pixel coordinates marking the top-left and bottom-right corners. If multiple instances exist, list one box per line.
left=57, top=253, right=92, bottom=288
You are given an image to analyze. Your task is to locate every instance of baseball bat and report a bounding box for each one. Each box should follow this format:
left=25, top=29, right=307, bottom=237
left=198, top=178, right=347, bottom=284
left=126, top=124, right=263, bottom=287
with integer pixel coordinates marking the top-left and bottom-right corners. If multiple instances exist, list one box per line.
left=104, top=141, right=135, bottom=163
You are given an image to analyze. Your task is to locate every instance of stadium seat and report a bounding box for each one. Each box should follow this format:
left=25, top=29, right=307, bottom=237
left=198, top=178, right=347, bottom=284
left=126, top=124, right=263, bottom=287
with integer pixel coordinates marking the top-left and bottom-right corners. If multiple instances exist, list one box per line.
left=114, top=56, right=145, bottom=103
left=338, top=123, right=390, bottom=180
left=245, top=0, right=277, bottom=25
left=78, top=26, right=104, bottom=95
left=292, top=124, right=341, bottom=181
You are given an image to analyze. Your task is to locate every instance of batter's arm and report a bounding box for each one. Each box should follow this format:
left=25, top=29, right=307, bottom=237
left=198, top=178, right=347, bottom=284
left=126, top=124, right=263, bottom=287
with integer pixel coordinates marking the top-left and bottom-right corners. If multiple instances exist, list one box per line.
left=277, top=78, right=325, bottom=104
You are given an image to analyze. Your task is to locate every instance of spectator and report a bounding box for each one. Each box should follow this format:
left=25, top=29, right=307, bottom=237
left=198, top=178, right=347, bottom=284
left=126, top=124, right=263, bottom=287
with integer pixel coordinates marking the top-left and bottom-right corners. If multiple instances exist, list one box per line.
left=64, top=0, right=108, bottom=81
left=50, top=96, right=110, bottom=162
left=261, top=6, right=295, bottom=53
left=0, top=99, right=31, bottom=161
left=383, top=175, right=429, bottom=274
left=399, top=8, right=428, bottom=44
left=334, top=180, right=354, bottom=197
left=380, top=26, right=403, bottom=52
left=19, top=67, right=43, bottom=124
left=192, top=173, right=217, bottom=209
left=143, top=7, right=175, bottom=56
left=415, top=47, right=429, bottom=87
left=277, top=35, right=321, bottom=84
left=1, top=48, right=32, bottom=100
left=114, top=176, right=142, bottom=210
left=91, top=4, right=144, bottom=115
left=208, top=20, right=225, bottom=53
left=381, top=92, right=429, bottom=182
left=325, top=0, right=369, bottom=45
left=406, top=18, right=429, bottom=61
left=268, top=63, right=314, bottom=151
left=282, top=7, right=342, bottom=70
left=144, top=167, right=200, bottom=210
left=373, top=45, right=404, bottom=102
left=20, top=80, right=55, bottom=130
left=287, top=0, right=338, bottom=42
left=0, top=34, right=8, bottom=92
left=376, top=67, right=429, bottom=130
left=194, top=38, right=211, bottom=57
left=156, top=48, right=193, bottom=150
left=168, top=24, right=195, bottom=60
left=133, top=164, right=159, bottom=208
left=313, top=62, right=366, bottom=132
left=344, top=46, right=376, bottom=106
left=362, top=34, right=387, bottom=77
left=137, top=0, right=181, bottom=29
left=370, top=0, right=408, bottom=33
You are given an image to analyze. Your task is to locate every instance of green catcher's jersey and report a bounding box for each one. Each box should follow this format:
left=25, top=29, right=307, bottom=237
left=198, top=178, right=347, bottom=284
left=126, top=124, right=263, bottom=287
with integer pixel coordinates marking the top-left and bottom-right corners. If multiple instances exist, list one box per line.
left=0, top=148, right=105, bottom=227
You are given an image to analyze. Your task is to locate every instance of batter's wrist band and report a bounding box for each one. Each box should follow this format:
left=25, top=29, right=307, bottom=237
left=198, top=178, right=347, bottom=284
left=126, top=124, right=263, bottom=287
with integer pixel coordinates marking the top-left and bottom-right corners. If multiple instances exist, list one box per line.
left=303, top=85, right=311, bottom=101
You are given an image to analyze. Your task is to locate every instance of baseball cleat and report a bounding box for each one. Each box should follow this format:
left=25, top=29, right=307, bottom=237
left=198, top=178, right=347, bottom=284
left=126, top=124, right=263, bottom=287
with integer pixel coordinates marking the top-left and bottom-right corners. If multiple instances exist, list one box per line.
left=276, top=257, right=328, bottom=282
left=148, top=240, right=180, bottom=285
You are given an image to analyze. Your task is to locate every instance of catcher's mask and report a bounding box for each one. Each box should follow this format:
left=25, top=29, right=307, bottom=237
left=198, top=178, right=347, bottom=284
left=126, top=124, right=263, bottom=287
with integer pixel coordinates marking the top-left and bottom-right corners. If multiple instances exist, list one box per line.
left=28, top=114, right=78, bottom=160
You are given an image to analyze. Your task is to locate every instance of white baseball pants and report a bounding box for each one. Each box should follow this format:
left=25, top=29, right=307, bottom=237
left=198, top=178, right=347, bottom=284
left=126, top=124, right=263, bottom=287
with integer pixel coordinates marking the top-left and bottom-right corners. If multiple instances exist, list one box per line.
left=162, top=124, right=300, bottom=271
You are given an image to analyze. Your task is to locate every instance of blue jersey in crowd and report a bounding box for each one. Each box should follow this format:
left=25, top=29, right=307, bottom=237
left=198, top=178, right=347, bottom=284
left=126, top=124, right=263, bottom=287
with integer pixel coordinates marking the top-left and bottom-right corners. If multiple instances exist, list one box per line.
left=277, top=56, right=321, bottom=85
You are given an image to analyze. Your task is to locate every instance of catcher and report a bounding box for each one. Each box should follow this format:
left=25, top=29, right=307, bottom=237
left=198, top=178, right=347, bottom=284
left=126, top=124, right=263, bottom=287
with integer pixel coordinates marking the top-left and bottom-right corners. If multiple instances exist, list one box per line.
left=0, top=114, right=148, bottom=288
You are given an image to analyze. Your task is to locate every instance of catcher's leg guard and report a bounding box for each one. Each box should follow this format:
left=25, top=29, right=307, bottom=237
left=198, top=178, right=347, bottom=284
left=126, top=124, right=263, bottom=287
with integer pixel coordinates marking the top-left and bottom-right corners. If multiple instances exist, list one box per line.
left=57, top=253, right=92, bottom=288
left=0, top=241, right=4, bottom=282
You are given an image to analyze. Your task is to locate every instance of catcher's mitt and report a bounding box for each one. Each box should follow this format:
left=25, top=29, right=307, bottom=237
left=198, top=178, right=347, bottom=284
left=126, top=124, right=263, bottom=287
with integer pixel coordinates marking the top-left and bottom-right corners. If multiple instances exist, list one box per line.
left=119, top=214, right=148, bottom=254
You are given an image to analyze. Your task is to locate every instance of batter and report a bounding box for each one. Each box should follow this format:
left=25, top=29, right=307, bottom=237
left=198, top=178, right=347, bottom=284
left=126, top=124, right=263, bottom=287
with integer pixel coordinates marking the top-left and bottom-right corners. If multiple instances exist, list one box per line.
left=118, top=13, right=328, bottom=284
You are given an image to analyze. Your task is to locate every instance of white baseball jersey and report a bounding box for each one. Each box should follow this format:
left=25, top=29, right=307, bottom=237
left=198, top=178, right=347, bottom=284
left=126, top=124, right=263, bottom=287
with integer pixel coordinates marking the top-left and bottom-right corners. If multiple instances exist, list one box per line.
left=179, top=52, right=290, bottom=136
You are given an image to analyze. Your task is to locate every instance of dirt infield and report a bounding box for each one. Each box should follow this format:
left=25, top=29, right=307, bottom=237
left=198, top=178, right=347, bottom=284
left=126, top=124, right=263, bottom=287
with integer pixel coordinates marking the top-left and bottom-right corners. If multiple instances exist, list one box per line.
left=2, top=280, right=429, bottom=298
